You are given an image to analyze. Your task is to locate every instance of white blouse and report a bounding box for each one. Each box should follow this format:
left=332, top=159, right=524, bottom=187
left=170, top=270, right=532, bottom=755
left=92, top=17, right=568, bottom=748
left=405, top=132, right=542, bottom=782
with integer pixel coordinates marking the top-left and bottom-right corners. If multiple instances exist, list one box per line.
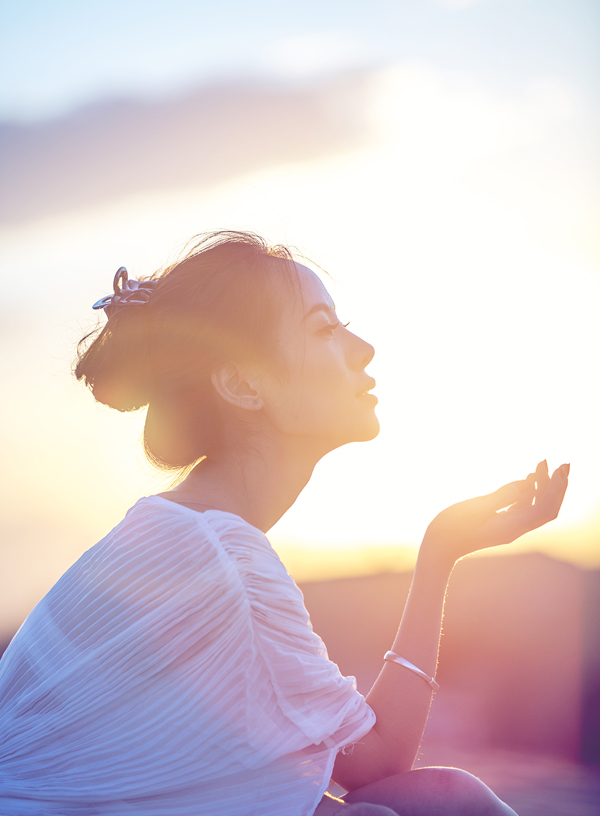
left=0, top=497, right=375, bottom=815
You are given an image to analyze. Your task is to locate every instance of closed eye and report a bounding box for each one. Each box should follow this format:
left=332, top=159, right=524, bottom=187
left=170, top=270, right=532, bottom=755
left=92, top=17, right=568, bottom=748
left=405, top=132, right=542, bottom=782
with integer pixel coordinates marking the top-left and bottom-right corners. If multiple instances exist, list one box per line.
left=320, top=320, right=350, bottom=336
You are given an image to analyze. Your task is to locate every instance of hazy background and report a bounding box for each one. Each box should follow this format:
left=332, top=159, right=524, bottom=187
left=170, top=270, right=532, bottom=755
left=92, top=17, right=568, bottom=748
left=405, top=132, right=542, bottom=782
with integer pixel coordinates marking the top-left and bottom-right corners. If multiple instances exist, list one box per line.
left=2, top=2, right=600, bottom=812
left=1, top=0, right=599, bottom=634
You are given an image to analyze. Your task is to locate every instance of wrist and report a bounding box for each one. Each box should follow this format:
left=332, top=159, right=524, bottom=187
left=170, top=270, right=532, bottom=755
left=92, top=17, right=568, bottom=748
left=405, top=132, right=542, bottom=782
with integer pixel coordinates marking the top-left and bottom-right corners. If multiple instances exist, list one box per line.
left=416, top=537, right=457, bottom=580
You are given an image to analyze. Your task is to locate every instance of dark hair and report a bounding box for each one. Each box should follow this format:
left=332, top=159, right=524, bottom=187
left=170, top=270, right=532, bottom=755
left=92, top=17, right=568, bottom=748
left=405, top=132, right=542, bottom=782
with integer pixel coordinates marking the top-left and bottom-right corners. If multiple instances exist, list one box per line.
left=75, top=231, right=299, bottom=470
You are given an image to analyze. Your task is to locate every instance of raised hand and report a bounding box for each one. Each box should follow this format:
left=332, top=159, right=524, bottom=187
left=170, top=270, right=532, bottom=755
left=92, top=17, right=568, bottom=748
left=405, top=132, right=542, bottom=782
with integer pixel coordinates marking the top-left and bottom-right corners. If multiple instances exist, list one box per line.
left=421, top=460, right=569, bottom=566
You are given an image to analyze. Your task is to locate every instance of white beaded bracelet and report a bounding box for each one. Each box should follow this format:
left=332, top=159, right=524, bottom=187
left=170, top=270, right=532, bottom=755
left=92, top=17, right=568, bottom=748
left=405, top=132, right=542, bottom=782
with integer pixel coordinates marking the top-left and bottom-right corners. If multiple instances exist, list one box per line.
left=384, top=651, right=440, bottom=691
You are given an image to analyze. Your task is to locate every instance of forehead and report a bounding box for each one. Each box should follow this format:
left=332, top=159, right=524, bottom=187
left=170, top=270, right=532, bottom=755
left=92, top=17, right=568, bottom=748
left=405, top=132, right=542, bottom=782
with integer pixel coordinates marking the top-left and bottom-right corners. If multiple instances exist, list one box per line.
left=294, top=263, right=335, bottom=311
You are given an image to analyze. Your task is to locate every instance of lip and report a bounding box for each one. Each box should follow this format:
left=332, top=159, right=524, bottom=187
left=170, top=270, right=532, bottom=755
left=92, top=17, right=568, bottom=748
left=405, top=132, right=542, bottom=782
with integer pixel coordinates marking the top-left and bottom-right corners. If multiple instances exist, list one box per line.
left=356, top=378, right=377, bottom=398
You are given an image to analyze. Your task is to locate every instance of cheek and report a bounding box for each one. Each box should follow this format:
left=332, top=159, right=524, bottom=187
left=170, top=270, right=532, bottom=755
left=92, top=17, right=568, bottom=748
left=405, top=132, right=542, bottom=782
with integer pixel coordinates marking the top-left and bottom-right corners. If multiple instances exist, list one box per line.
left=292, top=349, right=347, bottom=416
left=263, top=330, right=351, bottom=432
left=265, top=362, right=332, bottom=428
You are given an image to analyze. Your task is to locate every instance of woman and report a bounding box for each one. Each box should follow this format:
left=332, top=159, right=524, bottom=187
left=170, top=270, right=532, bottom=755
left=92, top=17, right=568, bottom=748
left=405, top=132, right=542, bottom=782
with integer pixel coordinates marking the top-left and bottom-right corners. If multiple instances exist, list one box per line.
left=0, top=231, right=568, bottom=815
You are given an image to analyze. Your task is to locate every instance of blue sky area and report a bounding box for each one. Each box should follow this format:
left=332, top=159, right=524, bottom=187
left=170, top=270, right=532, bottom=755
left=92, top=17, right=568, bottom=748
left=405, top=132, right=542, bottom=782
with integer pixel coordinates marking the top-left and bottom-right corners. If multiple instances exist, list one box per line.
left=1, top=0, right=598, bottom=122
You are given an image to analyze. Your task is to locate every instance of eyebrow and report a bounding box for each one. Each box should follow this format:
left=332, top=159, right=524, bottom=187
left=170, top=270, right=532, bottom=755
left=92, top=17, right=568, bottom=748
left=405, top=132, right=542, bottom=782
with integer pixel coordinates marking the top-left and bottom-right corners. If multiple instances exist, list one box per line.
left=303, top=302, right=337, bottom=320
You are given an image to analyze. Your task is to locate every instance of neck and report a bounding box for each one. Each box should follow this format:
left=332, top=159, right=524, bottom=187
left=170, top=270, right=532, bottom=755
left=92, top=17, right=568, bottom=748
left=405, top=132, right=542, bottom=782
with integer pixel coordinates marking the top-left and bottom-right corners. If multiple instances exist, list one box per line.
left=166, top=430, right=328, bottom=533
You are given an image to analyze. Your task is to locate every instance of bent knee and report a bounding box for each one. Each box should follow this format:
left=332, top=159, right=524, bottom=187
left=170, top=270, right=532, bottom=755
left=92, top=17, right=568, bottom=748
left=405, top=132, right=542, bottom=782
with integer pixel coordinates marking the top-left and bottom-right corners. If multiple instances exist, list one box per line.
left=425, top=766, right=486, bottom=794
left=345, top=767, right=515, bottom=816
left=405, top=767, right=515, bottom=815
left=343, top=805, right=399, bottom=816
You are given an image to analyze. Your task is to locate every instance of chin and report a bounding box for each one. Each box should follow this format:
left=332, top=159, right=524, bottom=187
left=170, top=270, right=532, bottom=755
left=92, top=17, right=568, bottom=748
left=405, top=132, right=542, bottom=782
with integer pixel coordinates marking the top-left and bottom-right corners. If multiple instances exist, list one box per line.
left=358, top=415, right=380, bottom=441
left=343, top=414, right=381, bottom=445
left=322, top=407, right=380, bottom=451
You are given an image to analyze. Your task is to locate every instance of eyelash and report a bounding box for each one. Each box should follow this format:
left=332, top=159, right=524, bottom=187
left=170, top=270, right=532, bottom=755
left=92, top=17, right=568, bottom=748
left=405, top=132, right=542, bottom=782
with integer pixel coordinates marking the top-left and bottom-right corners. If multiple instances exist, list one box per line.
left=321, top=320, right=350, bottom=335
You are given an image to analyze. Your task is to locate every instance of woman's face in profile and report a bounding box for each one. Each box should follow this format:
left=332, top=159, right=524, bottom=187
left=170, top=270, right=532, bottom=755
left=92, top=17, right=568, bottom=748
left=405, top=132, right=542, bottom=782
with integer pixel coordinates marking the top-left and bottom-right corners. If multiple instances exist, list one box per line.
left=260, top=263, right=379, bottom=451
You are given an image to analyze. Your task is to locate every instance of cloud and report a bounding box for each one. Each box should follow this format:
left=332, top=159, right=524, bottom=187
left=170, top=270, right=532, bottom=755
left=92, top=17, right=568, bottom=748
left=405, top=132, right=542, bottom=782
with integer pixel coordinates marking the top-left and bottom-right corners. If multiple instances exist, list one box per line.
left=0, top=74, right=372, bottom=226
left=366, top=63, right=582, bottom=160
left=0, top=61, right=584, bottom=229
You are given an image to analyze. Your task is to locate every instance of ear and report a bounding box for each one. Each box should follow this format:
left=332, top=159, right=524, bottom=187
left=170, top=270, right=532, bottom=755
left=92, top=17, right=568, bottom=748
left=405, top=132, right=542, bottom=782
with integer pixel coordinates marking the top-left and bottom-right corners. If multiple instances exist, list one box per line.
left=210, top=363, right=263, bottom=411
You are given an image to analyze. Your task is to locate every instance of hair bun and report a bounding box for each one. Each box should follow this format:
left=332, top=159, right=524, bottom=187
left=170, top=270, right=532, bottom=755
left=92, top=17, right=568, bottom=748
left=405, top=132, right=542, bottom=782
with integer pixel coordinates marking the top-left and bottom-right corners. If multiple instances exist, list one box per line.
left=75, top=230, right=300, bottom=471
left=75, top=308, right=152, bottom=412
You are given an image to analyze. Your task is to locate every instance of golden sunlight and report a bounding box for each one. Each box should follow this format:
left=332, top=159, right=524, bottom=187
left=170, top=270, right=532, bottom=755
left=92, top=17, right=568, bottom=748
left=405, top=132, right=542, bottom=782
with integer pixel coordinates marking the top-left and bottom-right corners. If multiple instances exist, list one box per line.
left=0, top=61, right=598, bottom=634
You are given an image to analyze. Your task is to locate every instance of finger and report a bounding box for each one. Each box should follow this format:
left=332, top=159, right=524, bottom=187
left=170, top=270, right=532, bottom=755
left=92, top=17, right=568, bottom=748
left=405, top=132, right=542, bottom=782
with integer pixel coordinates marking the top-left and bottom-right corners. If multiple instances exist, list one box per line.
left=509, top=472, right=536, bottom=510
left=493, top=463, right=569, bottom=542
left=483, top=478, right=534, bottom=512
left=533, top=459, right=550, bottom=503
left=534, top=463, right=569, bottom=520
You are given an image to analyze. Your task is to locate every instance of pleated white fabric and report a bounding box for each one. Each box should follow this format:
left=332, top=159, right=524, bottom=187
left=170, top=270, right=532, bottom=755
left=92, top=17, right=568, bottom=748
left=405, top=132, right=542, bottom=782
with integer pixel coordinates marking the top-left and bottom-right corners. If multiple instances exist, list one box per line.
left=0, top=497, right=375, bottom=816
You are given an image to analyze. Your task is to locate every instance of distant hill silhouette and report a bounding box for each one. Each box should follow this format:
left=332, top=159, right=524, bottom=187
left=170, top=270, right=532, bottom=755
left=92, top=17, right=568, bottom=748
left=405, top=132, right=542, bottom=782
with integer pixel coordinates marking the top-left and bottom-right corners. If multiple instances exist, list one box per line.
left=301, top=552, right=598, bottom=764
left=0, top=74, right=370, bottom=225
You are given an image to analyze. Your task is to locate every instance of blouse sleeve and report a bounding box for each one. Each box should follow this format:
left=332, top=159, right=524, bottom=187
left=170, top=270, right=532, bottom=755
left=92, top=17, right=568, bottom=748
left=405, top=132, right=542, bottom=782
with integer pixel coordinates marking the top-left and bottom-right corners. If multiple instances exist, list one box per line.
left=211, top=512, right=376, bottom=755
left=0, top=499, right=375, bottom=802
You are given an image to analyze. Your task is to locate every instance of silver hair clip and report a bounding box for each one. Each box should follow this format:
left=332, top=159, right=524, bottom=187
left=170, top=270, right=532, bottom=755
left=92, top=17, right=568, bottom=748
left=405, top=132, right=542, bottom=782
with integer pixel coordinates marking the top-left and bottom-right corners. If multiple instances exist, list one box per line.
left=92, top=267, right=157, bottom=318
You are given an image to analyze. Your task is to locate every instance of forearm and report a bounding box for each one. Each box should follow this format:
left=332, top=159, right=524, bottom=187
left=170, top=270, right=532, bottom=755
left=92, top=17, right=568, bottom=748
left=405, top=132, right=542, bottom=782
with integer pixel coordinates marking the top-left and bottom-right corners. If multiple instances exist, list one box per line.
left=369, top=545, right=453, bottom=759
left=333, top=462, right=568, bottom=792
left=333, top=545, right=454, bottom=790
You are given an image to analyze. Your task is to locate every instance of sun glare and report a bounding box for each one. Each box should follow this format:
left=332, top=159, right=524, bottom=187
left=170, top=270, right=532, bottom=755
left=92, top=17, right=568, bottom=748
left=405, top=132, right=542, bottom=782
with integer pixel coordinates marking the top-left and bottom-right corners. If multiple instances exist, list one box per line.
left=0, top=57, right=598, bottom=631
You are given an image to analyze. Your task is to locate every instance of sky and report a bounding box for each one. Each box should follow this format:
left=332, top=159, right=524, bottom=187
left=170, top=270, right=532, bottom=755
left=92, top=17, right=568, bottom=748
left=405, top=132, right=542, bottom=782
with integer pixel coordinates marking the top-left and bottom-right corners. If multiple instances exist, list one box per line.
left=1, top=0, right=599, bottom=121
left=1, top=0, right=599, bottom=634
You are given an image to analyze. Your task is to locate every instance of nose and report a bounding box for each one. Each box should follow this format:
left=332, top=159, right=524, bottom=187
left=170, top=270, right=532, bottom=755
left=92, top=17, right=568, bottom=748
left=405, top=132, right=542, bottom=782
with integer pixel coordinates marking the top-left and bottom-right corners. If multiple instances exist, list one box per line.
left=348, top=329, right=375, bottom=370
